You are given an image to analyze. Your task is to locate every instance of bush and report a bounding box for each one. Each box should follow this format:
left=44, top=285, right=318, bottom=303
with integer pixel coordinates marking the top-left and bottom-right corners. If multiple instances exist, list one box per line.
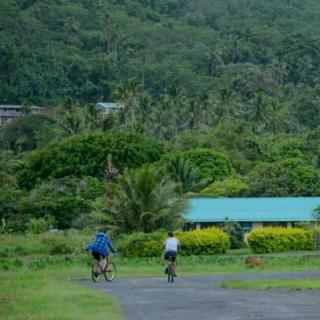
left=17, top=132, right=164, bottom=187
left=223, top=221, right=244, bottom=249
left=26, top=217, right=55, bottom=234
left=247, top=158, right=320, bottom=196
left=117, top=230, right=165, bottom=258
left=200, top=177, right=249, bottom=197
left=49, top=243, right=73, bottom=255
left=182, top=148, right=234, bottom=182
left=0, top=232, right=91, bottom=257
left=41, top=232, right=88, bottom=255
left=176, top=228, right=230, bottom=256
left=247, top=227, right=316, bottom=254
left=19, top=178, right=95, bottom=229
left=118, top=228, right=230, bottom=257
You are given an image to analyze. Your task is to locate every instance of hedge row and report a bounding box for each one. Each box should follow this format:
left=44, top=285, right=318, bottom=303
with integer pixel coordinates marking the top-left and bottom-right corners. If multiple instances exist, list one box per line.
left=247, top=227, right=315, bottom=254
left=117, top=228, right=230, bottom=257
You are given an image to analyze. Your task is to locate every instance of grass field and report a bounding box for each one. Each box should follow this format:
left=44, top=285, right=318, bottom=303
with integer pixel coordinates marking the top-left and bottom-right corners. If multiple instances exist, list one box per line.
left=221, top=278, right=320, bottom=291
left=1, top=233, right=320, bottom=319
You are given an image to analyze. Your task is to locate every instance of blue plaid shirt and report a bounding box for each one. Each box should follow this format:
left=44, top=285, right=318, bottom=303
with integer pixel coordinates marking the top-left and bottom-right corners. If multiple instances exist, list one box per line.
left=87, top=232, right=116, bottom=258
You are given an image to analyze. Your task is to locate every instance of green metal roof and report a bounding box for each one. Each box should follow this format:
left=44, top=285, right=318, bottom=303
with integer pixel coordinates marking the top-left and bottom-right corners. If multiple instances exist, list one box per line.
left=185, top=197, right=320, bottom=222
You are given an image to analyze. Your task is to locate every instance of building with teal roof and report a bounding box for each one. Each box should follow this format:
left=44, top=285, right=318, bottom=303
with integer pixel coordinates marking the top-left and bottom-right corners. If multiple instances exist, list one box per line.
left=185, top=197, right=320, bottom=231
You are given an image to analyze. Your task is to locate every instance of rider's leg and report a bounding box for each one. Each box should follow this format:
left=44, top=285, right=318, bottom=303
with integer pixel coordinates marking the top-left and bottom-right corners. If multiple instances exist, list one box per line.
left=101, top=257, right=107, bottom=271
left=164, top=253, right=169, bottom=273
left=105, top=256, right=110, bottom=271
left=92, top=251, right=102, bottom=273
left=173, top=261, right=177, bottom=275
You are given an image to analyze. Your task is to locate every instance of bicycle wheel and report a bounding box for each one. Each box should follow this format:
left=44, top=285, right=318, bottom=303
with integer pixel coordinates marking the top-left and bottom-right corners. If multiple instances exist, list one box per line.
left=167, top=263, right=174, bottom=283
left=104, top=262, right=116, bottom=282
left=92, top=262, right=101, bottom=283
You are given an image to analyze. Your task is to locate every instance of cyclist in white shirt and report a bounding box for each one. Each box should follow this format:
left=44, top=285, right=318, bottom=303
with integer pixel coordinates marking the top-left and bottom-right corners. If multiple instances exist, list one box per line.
left=164, top=231, right=181, bottom=276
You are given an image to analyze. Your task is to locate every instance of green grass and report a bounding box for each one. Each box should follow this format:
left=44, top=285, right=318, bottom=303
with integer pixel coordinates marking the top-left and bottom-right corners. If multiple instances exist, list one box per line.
left=221, top=279, right=320, bottom=291
left=0, top=267, right=124, bottom=320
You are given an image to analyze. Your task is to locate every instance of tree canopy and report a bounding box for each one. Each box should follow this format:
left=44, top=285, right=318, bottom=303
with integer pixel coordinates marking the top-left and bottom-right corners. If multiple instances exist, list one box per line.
left=2, top=1, right=320, bottom=231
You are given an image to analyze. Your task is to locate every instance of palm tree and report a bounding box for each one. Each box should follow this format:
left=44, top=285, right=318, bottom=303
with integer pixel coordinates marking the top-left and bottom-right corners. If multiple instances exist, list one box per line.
left=166, top=155, right=209, bottom=193
left=211, top=88, right=242, bottom=126
left=59, top=112, right=83, bottom=136
left=0, top=171, right=17, bottom=187
left=113, top=78, right=140, bottom=131
left=266, top=98, right=290, bottom=133
left=183, top=99, right=204, bottom=130
left=0, top=151, right=21, bottom=187
left=108, top=165, right=187, bottom=233
left=150, top=108, right=169, bottom=140
left=137, top=93, right=154, bottom=127
left=161, top=85, right=188, bottom=139
left=248, top=91, right=271, bottom=131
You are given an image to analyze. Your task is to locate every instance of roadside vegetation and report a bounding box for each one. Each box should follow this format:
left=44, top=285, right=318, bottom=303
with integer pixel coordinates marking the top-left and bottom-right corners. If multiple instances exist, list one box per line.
left=221, top=279, right=320, bottom=291
left=0, top=268, right=124, bottom=320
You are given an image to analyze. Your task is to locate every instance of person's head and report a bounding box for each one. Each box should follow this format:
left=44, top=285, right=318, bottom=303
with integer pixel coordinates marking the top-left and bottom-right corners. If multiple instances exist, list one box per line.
left=98, top=228, right=106, bottom=234
left=168, top=231, right=174, bottom=238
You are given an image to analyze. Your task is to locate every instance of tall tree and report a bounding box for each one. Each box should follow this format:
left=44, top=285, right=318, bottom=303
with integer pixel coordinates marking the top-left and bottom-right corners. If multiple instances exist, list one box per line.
left=108, top=165, right=187, bottom=233
left=113, top=78, right=141, bottom=131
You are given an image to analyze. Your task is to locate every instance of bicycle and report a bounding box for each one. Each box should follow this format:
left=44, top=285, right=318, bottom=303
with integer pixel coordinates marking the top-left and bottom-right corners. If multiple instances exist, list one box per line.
left=166, top=256, right=174, bottom=283
left=91, top=259, right=116, bottom=283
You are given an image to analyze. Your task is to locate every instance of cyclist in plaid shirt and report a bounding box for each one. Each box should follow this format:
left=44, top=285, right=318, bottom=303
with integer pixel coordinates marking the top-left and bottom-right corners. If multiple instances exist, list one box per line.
left=87, top=229, right=116, bottom=272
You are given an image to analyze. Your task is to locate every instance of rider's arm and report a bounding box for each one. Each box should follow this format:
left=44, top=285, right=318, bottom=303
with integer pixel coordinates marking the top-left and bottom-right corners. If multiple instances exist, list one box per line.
left=107, top=239, right=117, bottom=253
left=177, top=240, right=181, bottom=252
left=163, top=239, right=167, bottom=251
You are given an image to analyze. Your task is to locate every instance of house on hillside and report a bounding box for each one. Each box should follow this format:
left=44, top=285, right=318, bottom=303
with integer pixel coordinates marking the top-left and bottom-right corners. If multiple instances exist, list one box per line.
left=185, top=197, right=319, bottom=232
left=0, top=105, right=54, bottom=126
left=0, top=105, right=24, bottom=126
left=96, top=102, right=123, bottom=115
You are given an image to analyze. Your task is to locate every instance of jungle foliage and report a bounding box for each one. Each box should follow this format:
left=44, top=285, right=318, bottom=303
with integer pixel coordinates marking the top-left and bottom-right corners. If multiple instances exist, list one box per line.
left=2, top=1, right=320, bottom=232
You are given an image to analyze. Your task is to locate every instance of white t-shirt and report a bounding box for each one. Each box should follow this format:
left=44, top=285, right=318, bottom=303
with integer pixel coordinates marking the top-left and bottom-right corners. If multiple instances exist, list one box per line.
left=164, top=237, right=180, bottom=252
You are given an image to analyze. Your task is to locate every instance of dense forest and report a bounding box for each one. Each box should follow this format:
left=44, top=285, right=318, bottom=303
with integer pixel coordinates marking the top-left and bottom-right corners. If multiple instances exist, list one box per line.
left=2, top=0, right=320, bottom=233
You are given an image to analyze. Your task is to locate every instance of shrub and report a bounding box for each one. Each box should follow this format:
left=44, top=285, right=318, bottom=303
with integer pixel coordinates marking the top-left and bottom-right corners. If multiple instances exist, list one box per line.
left=42, top=233, right=79, bottom=255
left=247, top=158, right=320, bottom=196
left=26, top=217, right=55, bottom=234
left=117, top=230, right=165, bottom=257
left=247, top=227, right=316, bottom=254
left=17, top=132, right=164, bottom=187
left=201, top=177, right=249, bottom=197
left=49, top=243, right=73, bottom=255
left=118, top=228, right=230, bottom=257
left=182, top=149, right=234, bottom=182
left=176, top=228, right=230, bottom=256
left=0, top=249, right=9, bottom=258
left=223, top=221, right=245, bottom=249
left=13, top=245, right=28, bottom=255
left=19, top=178, right=94, bottom=229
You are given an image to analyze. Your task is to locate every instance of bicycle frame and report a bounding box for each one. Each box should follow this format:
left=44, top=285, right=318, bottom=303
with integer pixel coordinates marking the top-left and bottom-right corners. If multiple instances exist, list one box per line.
left=166, top=257, right=174, bottom=283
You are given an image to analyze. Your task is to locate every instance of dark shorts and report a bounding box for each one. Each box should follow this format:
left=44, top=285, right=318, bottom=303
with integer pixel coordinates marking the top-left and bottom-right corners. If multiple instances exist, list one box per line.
left=164, top=250, right=177, bottom=262
left=92, top=251, right=107, bottom=260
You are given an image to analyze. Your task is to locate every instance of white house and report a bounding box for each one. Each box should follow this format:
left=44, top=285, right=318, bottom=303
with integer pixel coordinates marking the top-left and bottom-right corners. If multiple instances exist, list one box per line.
left=95, top=102, right=123, bottom=115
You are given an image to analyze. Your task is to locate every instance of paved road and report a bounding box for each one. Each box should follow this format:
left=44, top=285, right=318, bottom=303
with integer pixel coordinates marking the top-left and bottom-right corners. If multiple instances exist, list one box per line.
left=84, top=271, right=320, bottom=320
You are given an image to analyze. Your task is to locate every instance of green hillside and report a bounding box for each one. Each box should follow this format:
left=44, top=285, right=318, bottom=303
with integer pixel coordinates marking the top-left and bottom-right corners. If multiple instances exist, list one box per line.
left=2, top=0, right=320, bottom=106
left=2, top=0, right=320, bottom=233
